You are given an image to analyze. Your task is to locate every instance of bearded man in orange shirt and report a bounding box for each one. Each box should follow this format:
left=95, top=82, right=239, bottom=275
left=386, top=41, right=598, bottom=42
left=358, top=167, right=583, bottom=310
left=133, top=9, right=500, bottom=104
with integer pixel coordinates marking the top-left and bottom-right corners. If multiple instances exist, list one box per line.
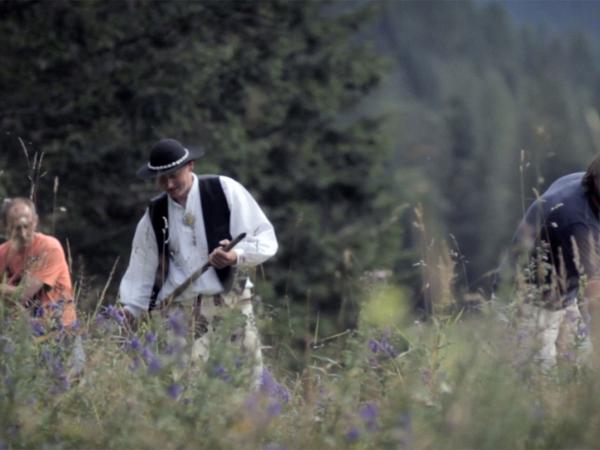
left=0, top=197, right=76, bottom=328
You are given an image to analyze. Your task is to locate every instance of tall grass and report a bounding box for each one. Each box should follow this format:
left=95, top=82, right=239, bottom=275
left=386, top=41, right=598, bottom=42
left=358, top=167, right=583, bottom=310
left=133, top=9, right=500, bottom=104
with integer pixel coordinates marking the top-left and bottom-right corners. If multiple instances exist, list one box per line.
left=2, top=219, right=600, bottom=450
left=2, top=284, right=599, bottom=449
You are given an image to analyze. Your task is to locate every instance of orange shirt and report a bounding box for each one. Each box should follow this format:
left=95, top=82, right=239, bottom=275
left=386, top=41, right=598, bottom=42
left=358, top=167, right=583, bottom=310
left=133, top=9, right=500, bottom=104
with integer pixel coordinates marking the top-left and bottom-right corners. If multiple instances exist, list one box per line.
left=0, top=232, right=76, bottom=326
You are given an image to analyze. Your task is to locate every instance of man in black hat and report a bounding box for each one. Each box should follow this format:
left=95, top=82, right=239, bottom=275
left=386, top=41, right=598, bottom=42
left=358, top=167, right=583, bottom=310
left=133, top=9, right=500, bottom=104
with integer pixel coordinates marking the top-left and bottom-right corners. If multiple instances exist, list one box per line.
left=119, top=138, right=278, bottom=386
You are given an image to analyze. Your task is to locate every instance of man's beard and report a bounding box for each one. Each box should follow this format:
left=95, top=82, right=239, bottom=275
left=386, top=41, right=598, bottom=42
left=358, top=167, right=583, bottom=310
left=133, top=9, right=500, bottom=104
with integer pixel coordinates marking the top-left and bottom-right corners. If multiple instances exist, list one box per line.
left=10, top=237, right=28, bottom=252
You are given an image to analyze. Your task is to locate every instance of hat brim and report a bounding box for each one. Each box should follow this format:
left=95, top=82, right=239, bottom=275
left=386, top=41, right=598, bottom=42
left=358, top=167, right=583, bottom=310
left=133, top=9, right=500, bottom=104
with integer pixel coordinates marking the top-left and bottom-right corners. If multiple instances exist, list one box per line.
left=136, top=146, right=205, bottom=180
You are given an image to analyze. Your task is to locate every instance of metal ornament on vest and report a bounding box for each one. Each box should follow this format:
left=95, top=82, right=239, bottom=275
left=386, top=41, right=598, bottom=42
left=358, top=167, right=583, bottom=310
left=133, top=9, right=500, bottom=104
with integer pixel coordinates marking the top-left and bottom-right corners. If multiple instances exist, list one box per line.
left=137, top=138, right=205, bottom=179
left=147, top=176, right=237, bottom=312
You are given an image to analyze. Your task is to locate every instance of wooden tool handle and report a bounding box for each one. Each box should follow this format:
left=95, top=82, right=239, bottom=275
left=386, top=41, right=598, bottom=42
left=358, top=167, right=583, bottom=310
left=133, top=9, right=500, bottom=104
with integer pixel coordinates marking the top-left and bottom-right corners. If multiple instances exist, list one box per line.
left=160, top=232, right=247, bottom=308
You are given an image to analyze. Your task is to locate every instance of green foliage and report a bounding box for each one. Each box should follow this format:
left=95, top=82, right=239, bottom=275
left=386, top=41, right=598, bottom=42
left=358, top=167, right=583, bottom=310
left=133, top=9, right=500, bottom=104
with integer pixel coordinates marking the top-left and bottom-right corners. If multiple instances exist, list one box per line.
left=1, top=284, right=599, bottom=449
left=4, top=0, right=600, bottom=378
left=0, top=1, right=405, bottom=338
left=372, top=0, right=600, bottom=296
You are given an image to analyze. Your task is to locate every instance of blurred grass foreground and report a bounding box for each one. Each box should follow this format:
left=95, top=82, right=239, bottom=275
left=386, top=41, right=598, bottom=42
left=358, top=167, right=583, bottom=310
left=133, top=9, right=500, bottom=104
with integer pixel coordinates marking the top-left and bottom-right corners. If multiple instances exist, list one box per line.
left=2, top=276, right=600, bottom=450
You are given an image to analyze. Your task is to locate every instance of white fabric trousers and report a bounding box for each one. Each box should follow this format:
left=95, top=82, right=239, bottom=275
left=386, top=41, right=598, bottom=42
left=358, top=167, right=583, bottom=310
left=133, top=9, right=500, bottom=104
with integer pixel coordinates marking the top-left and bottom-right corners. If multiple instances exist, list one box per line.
left=187, top=288, right=263, bottom=388
left=519, top=302, right=593, bottom=371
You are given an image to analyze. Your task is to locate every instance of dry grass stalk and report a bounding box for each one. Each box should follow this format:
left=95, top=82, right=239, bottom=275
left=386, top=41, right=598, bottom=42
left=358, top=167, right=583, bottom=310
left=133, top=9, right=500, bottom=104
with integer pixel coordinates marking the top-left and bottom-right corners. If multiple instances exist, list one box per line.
left=18, top=137, right=45, bottom=204
left=413, top=204, right=457, bottom=320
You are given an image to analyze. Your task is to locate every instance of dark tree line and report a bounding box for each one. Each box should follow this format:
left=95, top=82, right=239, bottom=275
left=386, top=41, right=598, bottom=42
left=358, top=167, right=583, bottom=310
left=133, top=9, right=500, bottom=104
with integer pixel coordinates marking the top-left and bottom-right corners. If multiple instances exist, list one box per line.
left=3, top=0, right=600, bottom=342
left=0, top=0, right=404, bottom=340
left=372, top=0, right=600, bottom=297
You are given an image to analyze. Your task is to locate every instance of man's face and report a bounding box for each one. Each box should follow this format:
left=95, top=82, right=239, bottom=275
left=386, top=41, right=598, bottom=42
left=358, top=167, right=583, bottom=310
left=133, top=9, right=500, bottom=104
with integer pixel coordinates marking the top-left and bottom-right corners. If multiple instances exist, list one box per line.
left=7, top=203, right=37, bottom=251
left=157, top=162, right=194, bottom=204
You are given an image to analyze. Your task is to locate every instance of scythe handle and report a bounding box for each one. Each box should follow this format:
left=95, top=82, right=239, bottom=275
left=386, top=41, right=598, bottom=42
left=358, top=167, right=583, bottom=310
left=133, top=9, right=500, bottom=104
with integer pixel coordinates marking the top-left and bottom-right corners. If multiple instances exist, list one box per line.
left=160, top=232, right=246, bottom=309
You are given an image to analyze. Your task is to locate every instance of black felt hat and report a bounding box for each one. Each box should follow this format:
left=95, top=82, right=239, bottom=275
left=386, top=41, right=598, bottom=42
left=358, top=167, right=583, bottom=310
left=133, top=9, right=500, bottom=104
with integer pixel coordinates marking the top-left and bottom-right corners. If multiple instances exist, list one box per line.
left=137, top=138, right=205, bottom=179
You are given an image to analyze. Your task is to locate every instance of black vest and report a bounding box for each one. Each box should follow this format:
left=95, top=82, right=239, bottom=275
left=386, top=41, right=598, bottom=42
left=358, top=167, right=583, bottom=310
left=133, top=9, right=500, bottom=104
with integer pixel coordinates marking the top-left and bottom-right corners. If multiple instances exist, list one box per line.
left=148, top=175, right=234, bottom=307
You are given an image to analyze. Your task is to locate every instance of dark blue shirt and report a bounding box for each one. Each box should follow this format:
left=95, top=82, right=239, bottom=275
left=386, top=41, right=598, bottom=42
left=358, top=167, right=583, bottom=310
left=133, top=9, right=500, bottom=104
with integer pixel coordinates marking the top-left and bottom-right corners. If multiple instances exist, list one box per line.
left=513, top=172, right=600, bottom=308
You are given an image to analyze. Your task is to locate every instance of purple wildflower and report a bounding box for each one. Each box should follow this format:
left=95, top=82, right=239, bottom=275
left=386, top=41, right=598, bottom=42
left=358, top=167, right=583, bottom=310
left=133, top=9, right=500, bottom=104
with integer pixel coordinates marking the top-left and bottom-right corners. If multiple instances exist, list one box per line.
left=167, top=383, right=183, bottom=399
left=141, top=347, right=154, bottom=363
left=267, top=401, right=282, bottom=417
left=130, top=357, right=141, bottom=372
left=368, top=339, right=379, bottom=353
left=167, top=310, right=187, bottom=337
left=379, top=335, right=399, bottom=357
left=244, top=391, right=286, bottom=423
left=346, top=426, right=360, bottom=443
left=359, top=402, right=379, bottom=431
left=147, top=356, right=162, bottom=375
left=105, top=305, right=125, bottom=325
left=41, top=348, right=70, bottom=393
left=30, top=320, right=45, bottom=337
left=140, top=346, right=162, bottom=375
left=48, top=301, right=61, bottom=312
left=164, top=343, right=174, bottom=355
left=213, top=365, right=232, bottom=382
left=128, top=337, right=141, bottom=352
left=69, top=320, right=81, bottom=332
left=260, top=368, right=290, bottom=404
left=368, top=332, right=400, bottom=359
left=145, top=332, right=157, bottom=344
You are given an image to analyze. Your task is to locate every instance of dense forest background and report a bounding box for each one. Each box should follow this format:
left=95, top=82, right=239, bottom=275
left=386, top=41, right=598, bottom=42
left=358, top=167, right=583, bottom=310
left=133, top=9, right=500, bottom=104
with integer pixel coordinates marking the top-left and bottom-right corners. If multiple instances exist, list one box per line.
left=1, top=0, right=600, bottom=340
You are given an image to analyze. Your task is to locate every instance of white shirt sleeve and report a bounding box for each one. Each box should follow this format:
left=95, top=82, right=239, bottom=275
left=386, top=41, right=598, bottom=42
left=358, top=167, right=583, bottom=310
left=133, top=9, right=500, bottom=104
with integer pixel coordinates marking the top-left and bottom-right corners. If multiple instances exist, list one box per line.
left=219, top=176, right=278, bottom=267
left=118, top=210, right=159, bottom=318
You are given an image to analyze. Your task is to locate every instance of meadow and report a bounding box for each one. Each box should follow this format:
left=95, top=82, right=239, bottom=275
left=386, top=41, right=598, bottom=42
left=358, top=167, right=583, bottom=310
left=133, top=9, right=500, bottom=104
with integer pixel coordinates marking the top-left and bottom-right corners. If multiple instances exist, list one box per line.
left=2, top=262, right=600, bottom=450
left=3, top=2, right=600, bottom=448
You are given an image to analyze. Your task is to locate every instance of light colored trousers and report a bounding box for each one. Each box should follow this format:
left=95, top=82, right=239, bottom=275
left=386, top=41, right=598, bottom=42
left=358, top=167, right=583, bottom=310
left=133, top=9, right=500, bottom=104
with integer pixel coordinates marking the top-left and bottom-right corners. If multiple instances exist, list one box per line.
left=184, top=288, right=263, bottom=388
left=519, top=302, right=593, bottom=371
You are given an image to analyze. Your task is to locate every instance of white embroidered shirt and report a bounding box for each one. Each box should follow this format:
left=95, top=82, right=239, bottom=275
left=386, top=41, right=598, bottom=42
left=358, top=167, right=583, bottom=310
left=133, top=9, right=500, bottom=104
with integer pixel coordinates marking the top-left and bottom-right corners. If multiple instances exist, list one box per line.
left=119, top=174, right=278, bottom=317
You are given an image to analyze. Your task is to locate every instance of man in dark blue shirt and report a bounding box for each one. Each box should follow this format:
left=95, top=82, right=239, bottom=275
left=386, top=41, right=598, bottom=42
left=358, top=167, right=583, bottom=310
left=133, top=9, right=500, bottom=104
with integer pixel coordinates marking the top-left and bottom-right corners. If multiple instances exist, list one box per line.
left=510, top=158, right=600, bottom=369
